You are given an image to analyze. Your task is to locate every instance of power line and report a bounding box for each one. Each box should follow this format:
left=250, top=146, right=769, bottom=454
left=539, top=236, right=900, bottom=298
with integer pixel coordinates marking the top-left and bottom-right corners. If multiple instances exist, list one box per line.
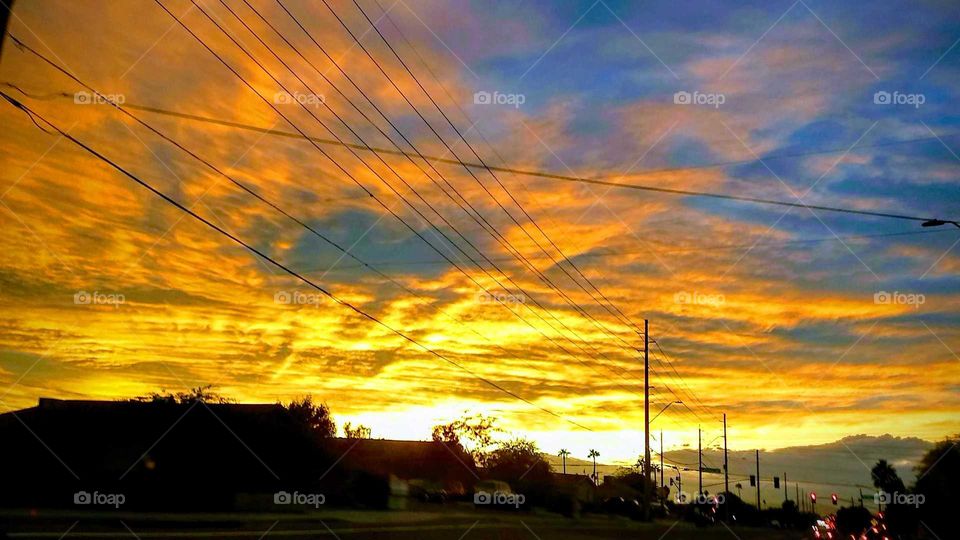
left=265, top=0, right=955, bottom=437
left=148, top=2, right=656, bottom=401
left=652, top=340, right=716, bottom=418
left=2, top=39, right=618, bottom=411
left=229, top=0, right=640, bottom=354
left=200, top=0, right=654, bottom=386
left=336, top=0, right=712, bottom=431
left=1, top=93, right=594, bottom=432
left=649, top=358, right=708, bottom=425
left=368, top=0, right=699, bottom=395
left=0, top=83, right=937, bottom=266
left=314, top=0, right=648, bottom=340
left=152, top=0, right=627, bottom=380
left=279, top=229, right=949, bottom=272
left=209, top=0, right=638, bottom=368
left=9, top=23, right=653, bottom=419
left=8, top=81, right=956, bottom=225
left=721, top=471, right=873, bottom=490
left=319, top=1, right=679, bottom=432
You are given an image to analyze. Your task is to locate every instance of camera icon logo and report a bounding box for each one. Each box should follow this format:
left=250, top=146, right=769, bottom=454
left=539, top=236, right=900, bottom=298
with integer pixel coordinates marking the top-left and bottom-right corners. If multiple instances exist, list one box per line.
left=874, top=491, right=891, bottom=504
left=274, top=291, right=292, bottom=305
left=473, top=91, right=492, bottom=105
left=274, top=491, right=291, bottom=505
left=674, top=291, right=691, bottom=304
left=74, top=291, right=92, bottom=304
left=873, top=91, right=891, bottom=105
left=473, top=490, right=491, bottom=504
left=74, top=491, right=91, bottom=505
left=673, top=91, right=692, bottom=105
left=73, top=92, right=91, bottom=104
left=874, top=291, right=891, bottom=304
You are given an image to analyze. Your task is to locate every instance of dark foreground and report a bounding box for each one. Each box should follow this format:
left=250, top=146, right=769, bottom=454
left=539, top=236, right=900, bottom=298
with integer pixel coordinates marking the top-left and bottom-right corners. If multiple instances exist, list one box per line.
left=0, top=508, right=808, bottom=539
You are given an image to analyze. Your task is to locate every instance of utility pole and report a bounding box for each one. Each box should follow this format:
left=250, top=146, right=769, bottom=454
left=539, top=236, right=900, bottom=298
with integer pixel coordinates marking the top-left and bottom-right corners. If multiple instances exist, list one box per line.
left=796, top=484, right=800, bottom=508
left=673, top=465, right=682, bottom=502
left=0, top=0, right=14, bottom=56
left=698, top=425, right=703, bottom=496
left=784, top=472, right=788, bottom=503
left=677, top=466, right=682, bottom=498
left=859, top=488, right=864, bottom=508
left=723, top=413, right=729, bottom=495
left=660, top=429, right=664, bottom=491
left=755, top=450, right=761, bottom=510
left=643, top=319, right=651, bottom=521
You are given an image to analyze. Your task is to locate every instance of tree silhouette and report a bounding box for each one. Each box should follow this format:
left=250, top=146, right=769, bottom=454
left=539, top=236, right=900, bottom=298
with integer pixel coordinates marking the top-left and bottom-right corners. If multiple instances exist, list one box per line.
left=134, top=384, right=232, bottom=404
left=486, top=438, right=553, bottom=505
left=835, top=506, right=872, bottom=537
left=871, top=458, right=913, bottom=537
left=588, top=449, right=599, bottom=484
left=558, top=448, right=570, bottom=474
left=285, top=395, right=335, bottom=439
left=343, top=422, right=372, bottom=439
left=913, top=435, right=958, bottom=539
left=871, top=459, right=905, bottom=494
left=431, top=413, right=497, bottom=467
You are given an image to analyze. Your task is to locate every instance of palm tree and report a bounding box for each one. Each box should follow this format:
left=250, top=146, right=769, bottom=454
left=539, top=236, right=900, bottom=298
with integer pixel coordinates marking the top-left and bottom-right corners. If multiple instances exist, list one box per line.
left=871, top=459, right=905, bottom=493
left=558, top=449, right=571, bottom=474
left=588, top=449, right=600, bottom=484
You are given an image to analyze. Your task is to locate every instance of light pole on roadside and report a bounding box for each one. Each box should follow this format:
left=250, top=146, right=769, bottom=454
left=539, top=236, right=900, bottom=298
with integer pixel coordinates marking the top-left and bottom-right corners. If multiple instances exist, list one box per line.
left=643, top=319, right=651, bottom=521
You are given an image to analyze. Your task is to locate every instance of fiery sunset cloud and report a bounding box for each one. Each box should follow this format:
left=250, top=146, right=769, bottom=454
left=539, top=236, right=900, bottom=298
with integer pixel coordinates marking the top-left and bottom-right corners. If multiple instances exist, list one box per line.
left=0, top=0, right=958, bottom=466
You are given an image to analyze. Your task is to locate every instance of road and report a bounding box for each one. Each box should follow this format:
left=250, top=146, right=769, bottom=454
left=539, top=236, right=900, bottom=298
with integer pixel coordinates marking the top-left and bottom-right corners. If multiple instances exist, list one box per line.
left=1, top=509, right=809, bottom=539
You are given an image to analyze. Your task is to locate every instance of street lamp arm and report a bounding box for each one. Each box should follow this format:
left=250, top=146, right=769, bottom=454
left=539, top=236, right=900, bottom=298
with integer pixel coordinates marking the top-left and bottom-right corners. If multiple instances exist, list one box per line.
left=650, top=400, right=682, bottom=424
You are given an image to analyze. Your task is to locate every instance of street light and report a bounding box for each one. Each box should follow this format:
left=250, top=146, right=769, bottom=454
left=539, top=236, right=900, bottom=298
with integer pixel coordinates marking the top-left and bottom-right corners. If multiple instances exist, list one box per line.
left=922, top=219, right=960, bottom=229
left=651, top=401, right=682, bottom=424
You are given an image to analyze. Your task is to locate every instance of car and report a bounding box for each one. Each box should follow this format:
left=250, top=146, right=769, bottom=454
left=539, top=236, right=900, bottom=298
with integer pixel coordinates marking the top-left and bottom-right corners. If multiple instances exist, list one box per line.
left=811, top=521, right=836, bottom=539
left=600, top=497, right=643, bottom=519
left=408, top=479, right=447, bottom=503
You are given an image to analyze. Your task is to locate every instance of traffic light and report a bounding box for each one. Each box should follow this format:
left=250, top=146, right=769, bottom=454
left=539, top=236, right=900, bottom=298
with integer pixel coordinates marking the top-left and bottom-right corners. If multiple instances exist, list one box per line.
left=831, top=493, right=838, bottom=505
left=749, top=475, right=756, bottom=487
left=810, top=492, right=817, bottom=504
left=773, top=476, right=780, bottom=488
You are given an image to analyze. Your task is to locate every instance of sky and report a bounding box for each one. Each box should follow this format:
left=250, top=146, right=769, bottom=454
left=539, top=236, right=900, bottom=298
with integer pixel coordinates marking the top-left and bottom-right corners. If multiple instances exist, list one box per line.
left=0, top=0, right=958, bottom=466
